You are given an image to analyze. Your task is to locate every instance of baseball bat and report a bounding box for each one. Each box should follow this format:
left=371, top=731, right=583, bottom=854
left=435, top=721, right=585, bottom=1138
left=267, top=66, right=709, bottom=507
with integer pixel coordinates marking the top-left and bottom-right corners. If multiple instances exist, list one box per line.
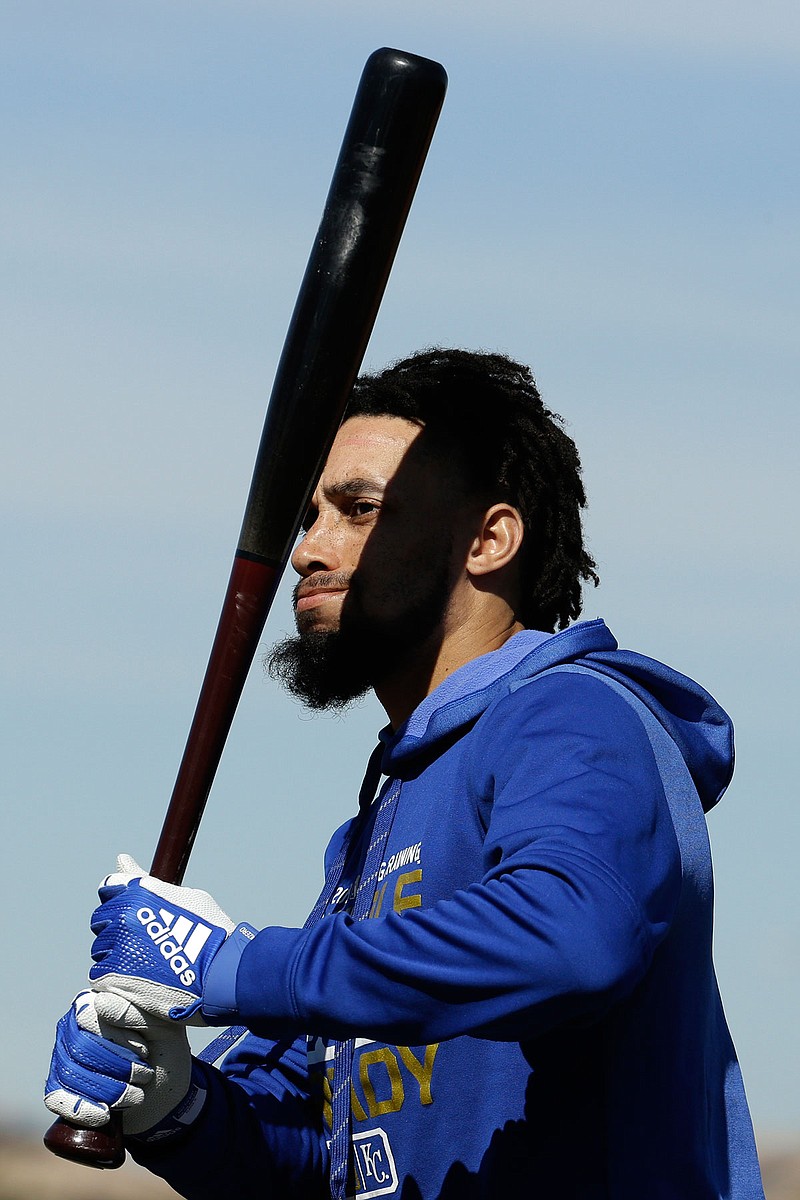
left=45, top=46, right=447, bottom=1168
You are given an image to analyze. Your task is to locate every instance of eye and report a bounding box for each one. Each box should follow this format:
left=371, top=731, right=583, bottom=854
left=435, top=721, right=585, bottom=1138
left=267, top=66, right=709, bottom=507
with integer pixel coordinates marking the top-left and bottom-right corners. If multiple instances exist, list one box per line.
left=350, top=499, right=380, bottom=520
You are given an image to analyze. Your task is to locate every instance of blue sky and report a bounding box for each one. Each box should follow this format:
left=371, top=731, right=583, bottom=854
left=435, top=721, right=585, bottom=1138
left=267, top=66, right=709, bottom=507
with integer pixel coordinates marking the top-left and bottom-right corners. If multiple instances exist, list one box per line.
left=2, top=0, right=798, bottom=1142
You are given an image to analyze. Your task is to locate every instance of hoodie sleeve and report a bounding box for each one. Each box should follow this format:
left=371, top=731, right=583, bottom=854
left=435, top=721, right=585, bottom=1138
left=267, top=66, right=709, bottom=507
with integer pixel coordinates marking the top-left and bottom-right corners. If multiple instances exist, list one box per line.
left=234, top=671, right=683, bottom=1046
left=128, top=1036, right=328, bottom=1199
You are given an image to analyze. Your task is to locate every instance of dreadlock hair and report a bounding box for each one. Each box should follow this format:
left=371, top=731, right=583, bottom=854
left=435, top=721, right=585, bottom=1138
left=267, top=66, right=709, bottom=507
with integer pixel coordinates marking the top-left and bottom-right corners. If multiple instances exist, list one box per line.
left=345, top=347, right=599, bottom=633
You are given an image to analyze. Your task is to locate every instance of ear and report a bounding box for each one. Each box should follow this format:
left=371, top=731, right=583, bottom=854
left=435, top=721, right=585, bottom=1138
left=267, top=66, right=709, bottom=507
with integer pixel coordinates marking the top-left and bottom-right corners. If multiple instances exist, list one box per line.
left=465, top=504, right=525, bottom=578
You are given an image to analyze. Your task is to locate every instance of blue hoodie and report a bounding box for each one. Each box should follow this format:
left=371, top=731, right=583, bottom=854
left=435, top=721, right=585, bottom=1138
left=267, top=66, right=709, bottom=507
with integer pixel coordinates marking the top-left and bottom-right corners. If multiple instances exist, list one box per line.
left=133, top=621, right=764, bottom=1199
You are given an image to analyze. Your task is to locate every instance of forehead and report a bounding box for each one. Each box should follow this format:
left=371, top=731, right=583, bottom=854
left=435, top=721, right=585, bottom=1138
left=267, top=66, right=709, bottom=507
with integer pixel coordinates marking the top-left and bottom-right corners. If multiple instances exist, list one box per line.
left=321, top=415, right=427, bottom=486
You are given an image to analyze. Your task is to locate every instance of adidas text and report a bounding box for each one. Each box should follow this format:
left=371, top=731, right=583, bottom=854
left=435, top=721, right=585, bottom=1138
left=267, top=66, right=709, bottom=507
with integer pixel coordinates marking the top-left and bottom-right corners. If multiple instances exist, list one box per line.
left=136, top=906, right=212, bottom=987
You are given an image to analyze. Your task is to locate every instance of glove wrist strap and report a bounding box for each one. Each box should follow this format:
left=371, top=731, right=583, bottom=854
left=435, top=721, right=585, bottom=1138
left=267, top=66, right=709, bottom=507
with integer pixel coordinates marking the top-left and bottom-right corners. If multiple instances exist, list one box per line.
left=202, top=922, right=258, bottom=1022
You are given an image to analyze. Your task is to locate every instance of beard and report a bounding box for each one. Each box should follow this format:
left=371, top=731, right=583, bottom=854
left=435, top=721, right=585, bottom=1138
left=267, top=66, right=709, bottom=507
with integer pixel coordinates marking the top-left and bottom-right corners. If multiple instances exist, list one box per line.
left=266, top=561, right=452, bottom=713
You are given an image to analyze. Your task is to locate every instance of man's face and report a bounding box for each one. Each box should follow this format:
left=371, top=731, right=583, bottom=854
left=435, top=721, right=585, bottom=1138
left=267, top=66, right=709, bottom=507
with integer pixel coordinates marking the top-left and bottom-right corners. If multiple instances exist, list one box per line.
left=267, top=415, right=472, bottom=710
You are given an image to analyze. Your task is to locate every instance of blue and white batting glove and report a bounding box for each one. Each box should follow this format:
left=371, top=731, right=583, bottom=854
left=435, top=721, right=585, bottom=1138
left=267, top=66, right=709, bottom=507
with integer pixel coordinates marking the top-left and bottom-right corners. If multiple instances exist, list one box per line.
left=44, top=990, right=198, bottom=1136
left=89, top=854, right=257, bottom=1025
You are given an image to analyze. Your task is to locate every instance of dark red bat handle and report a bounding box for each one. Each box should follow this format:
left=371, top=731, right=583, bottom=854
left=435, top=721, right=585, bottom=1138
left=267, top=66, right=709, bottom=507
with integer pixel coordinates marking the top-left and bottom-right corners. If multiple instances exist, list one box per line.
left=45, top=44, right=447, bottom=1169
left=43, top=556, right=279, bottom=1169
left=150, top=554, right=280, bottom=882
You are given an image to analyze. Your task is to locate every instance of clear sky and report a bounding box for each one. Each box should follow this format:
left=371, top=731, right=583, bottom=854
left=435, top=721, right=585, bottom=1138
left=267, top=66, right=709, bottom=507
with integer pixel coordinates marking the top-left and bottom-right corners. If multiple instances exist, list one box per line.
left=3, top=0, right=798, bottom=1142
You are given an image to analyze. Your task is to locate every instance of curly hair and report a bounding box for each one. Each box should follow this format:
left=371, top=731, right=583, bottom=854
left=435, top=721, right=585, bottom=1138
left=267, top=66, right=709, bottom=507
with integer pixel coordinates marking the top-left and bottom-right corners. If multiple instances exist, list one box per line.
left=345, top=347, right=598, bottom=632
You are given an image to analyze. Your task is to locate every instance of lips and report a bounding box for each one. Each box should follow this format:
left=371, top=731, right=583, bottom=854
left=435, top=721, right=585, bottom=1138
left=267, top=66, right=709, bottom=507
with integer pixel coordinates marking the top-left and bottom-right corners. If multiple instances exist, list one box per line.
left=295, top=587, right=347, bottom=613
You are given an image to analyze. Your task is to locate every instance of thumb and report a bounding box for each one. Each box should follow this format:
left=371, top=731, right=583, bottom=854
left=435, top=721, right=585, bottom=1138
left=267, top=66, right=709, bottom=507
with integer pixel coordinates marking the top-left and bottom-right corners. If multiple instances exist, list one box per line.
left=98, top=853, right=146, bottom=897
left=116, top=853, right=145, bottom=875
left=94, top=990, right=153, bottom=1031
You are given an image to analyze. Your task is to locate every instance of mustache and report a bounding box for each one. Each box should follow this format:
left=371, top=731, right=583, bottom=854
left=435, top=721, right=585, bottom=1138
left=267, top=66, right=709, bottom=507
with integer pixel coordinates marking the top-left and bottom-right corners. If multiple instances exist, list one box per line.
left=293, top=571, right=353, bottom=608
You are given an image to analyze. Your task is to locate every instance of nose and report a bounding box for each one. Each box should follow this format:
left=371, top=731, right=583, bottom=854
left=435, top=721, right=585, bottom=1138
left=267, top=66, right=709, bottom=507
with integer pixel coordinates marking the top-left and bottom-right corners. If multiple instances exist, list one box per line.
left=291, top=512, right=341, bottom=577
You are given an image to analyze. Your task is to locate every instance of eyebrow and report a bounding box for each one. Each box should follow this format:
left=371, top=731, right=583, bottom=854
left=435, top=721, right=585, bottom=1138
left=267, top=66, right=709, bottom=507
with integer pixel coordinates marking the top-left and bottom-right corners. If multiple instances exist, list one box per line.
left=323, top=477, right=387, bottom=500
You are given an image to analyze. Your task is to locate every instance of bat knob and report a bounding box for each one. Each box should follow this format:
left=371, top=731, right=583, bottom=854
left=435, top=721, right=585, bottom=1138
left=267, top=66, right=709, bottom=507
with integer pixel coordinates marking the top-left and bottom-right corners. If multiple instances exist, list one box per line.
left=44, top=1114, right=126, bottom=1169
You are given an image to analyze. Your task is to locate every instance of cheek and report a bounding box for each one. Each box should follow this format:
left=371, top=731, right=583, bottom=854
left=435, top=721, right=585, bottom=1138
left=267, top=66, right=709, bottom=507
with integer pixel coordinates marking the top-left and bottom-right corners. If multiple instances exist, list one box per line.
left=362, top=537, right=456, bottom=610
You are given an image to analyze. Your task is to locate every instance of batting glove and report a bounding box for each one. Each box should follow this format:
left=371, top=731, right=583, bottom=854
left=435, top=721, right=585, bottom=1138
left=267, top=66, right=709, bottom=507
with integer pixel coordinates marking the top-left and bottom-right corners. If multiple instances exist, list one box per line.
left=89, top=854, right=257, bottom=1024
left=44, top=990, right=198, bottom=1136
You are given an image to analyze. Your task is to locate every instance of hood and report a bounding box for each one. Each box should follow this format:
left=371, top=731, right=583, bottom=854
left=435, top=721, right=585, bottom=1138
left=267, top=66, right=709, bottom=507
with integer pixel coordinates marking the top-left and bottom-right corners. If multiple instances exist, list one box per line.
left=381, top=619, right=733, bottom=813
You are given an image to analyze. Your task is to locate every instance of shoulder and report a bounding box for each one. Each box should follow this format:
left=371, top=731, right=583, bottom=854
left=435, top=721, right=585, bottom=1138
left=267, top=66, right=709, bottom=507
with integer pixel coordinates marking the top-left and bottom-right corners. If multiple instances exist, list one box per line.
left=481, top=665, right=653, bottom=742
left=469, top=666, right=666, bottom=796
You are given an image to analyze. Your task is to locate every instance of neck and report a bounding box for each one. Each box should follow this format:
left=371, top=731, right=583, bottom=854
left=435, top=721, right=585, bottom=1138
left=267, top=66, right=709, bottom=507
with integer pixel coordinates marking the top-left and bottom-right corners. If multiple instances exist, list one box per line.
left=375, top=610, right=525, bottom=730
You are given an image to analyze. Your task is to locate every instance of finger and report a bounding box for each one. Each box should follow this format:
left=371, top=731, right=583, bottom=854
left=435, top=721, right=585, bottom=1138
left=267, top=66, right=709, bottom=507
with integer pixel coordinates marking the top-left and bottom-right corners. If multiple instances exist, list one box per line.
left=44, top=1087, right=110, bottom=1127
left=72, top=991, right=102, bottom=1035
left=90, top=906, right=113, bottom=940
left=77, top=991, right=153, bottom=1065
left=59, top=1007, right=153, bottom=1083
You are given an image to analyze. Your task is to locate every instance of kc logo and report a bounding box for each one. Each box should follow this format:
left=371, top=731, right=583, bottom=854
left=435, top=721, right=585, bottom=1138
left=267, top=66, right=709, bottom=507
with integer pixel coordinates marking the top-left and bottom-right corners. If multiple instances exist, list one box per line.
left=352, top=1128, right=398, bottom=1197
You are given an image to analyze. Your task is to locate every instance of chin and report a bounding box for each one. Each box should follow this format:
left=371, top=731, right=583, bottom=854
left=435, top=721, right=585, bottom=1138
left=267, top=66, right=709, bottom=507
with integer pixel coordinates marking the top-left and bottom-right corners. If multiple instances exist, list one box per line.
left=297, top=612, right=340, bottom=636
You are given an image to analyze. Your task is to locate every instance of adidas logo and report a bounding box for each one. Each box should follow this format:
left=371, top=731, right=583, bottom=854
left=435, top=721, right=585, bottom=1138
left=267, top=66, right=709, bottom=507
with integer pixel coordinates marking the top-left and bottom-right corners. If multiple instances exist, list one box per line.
left=136, top=906, right=212, bottom=987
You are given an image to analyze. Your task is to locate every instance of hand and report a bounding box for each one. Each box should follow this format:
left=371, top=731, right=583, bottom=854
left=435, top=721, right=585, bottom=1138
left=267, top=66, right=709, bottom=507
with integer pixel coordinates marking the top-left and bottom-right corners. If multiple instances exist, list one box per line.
left=89, top=854, right=235, bottom=1024
left=44, top=990, right=193, bottom=1136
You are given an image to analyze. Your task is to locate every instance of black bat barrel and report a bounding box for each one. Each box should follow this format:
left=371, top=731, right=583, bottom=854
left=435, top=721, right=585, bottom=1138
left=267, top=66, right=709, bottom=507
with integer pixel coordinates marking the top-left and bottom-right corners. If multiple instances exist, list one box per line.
left=239, top=47, right=448, bottom=565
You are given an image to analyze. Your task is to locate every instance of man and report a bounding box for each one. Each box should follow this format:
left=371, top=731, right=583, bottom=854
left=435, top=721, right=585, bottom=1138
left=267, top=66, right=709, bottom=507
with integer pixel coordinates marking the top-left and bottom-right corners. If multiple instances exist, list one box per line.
left=46, top=348, right=764, bottom=1198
